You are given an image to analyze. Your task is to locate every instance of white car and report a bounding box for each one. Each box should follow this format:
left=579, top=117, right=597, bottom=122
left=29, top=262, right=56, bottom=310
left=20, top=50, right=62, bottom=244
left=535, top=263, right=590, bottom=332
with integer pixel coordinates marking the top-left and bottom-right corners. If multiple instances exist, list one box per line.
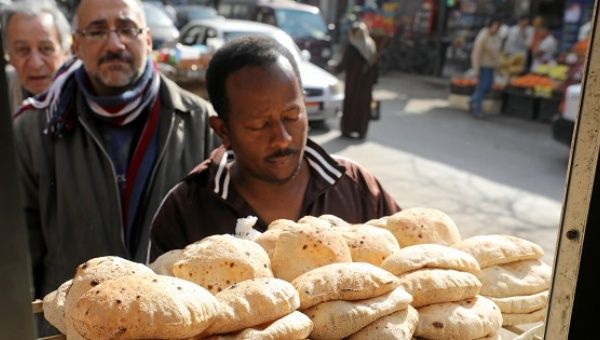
left=169, top=18, right=343, bottom=122
left=552, top=83, right=580, bottom=146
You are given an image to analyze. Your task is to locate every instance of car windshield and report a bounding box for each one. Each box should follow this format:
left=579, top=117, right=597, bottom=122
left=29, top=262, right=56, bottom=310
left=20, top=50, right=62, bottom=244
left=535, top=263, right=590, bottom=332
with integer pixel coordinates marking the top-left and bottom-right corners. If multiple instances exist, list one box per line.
left=223, top=30, right=302, bottom=65
left=274, top=9, right=327, bottom=40
left=143, top=4, right=174, bottom=26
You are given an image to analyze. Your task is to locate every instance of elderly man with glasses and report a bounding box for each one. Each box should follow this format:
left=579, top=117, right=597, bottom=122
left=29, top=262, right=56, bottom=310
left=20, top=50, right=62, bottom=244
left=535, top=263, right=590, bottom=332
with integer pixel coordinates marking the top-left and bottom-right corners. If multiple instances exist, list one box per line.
left=2, top=1, right=71, bottom=114
left=13, top=0, right=218, bottom=300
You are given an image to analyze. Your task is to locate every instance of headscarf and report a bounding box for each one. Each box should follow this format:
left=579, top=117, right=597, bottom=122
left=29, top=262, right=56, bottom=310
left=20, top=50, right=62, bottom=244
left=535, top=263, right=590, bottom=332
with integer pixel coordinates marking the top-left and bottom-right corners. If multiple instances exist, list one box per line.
left=348, top=21, right=377, bottom=66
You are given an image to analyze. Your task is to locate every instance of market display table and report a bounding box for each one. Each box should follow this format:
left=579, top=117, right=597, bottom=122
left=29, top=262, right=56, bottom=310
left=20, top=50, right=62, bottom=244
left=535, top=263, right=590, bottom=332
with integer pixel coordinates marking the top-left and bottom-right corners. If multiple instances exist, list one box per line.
left=502, top=86, right=561, bottom=122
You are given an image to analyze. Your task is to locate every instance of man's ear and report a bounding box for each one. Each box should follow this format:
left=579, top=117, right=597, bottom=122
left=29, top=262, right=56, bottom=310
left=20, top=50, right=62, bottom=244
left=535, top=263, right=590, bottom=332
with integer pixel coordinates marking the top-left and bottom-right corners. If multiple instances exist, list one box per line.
left=71, top=33, right=81, bottom=58
left=145, top=29, right=153, bottom=53
left=210, top=116, right=230, bottom=148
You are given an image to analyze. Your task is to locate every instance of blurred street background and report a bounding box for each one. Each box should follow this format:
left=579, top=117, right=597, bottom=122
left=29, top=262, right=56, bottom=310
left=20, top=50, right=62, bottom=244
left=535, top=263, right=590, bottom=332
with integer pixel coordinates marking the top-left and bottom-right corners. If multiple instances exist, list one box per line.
left=310, top=72, right=568, bottom=265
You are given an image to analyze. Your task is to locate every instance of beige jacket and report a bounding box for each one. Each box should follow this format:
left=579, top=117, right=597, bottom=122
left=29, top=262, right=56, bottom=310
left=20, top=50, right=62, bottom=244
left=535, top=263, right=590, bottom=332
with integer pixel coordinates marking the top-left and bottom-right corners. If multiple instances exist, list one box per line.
left=471, top=28, right=502, bottom=70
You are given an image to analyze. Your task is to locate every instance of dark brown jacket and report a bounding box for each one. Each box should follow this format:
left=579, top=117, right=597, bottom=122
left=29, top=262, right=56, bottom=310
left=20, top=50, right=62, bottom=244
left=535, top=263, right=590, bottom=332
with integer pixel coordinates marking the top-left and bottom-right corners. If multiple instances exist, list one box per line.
left=149, top=139, right=400, bottom=261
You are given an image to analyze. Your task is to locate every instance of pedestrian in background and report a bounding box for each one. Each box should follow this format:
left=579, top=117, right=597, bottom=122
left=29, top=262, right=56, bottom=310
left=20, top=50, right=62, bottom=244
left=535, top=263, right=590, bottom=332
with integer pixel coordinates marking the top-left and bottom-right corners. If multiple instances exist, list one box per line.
left=503, top=16, right=533, bottom=74
left=2, top=0, right=71, bottom=114
left=469, top=18, right=502, bottom=118
left=334, top=21, right=378, bottom=139
left=530, top=24, right=558, bottom=71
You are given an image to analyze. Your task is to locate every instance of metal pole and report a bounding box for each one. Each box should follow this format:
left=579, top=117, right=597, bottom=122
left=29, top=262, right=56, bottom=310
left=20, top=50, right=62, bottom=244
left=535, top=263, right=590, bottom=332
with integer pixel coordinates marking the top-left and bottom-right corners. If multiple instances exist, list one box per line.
left=433, top=0, right=448, bottom=77
left=0, top=22, right=37, bottom=340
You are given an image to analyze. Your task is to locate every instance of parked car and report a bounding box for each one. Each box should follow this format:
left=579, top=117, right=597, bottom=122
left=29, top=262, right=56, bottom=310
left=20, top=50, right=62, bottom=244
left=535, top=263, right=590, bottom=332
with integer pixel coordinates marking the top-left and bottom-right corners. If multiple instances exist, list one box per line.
left=552, top=83, right=580, bottom=147
left=216, top=0, right=334, bottom=68
left=170, top=18, right=343, bottom=122
left=174, top=5, right=219, bottom=29
left=142, top=2, right=179, bottom=49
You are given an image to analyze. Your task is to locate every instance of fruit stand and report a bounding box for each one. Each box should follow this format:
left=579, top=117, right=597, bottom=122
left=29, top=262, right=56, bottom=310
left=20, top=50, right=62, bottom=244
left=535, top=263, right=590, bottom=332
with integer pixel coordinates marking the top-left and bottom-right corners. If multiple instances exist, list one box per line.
left=449, top=62, right=569, bottom=121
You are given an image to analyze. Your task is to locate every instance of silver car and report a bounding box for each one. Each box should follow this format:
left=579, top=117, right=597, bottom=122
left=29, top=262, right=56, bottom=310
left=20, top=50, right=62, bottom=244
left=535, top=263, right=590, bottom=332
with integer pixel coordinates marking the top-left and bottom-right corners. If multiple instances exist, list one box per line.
left=172, top=18, right=343, bottom=122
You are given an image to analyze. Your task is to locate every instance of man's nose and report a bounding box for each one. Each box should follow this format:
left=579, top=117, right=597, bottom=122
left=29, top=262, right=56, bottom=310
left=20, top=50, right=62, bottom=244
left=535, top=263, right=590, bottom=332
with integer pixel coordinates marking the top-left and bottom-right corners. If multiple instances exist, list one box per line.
left=27, top=50, right=45, bottom=69
left=105, top=30, right=126, bottom=50
left=270, top=120, right=292, bottom=147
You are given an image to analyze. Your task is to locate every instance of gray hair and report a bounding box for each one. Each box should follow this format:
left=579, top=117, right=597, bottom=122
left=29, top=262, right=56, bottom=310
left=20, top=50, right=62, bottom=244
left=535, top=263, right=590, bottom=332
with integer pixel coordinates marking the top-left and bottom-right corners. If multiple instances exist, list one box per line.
left=1, top=0, right=71, bottom=52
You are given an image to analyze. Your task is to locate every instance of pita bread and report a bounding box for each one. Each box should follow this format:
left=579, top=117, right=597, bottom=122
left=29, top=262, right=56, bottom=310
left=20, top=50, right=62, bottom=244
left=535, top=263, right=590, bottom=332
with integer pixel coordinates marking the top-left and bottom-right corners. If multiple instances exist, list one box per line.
left=347, top=305, right=419, bottom=340
left=502, top=307, right=547, bottom=326
left=366, top=216, right=390, bottom=228
left=489, top=290, right=548, bottom=314
left=42, top=279, right=72, bottom=334
left=337, top=224, right=401, bottom=265
left=416, top=296, right=503, bottom=340
left=64, top=256, right=155, bottom=339
left=267, top=218, right=297, bottom=230
left=203, top=311, right=313, bottom=340
left=297, top=215, right=335, bottom=229
left=398, top=269, right=482, bottom=307
left=384, top=207, right=461, bottom=247
left=173, top=234, right=273, bottom=294
left=72, top=275, right=221, bottom=339
left=453, top=234, right=544, bottom=268
left=381, top=244, right=480, bottom=276
left=305, top=286, right=412, bottom=339
left=318, top=214, right=352, bottom=228
left=292, top=262, right=401, bottom=310
left=479, top=260, right=551, bottom=298
left=204, top=277, right=300, bottom=335
left=270, top=224, right=352, bottom=282
left=148, top=249, right=182, bottom=276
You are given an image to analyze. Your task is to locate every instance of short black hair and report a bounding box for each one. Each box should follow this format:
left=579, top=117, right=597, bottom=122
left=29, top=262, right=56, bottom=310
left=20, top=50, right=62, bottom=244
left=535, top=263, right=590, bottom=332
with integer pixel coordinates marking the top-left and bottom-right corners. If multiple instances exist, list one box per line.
left=205, top=35, right=302, bottom=121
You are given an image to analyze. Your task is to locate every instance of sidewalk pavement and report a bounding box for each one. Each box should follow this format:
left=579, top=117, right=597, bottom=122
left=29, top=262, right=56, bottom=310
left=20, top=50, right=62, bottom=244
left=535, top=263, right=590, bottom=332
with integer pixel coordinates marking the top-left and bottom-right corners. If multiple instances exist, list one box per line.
left=311, top=72, right=564, bottom=266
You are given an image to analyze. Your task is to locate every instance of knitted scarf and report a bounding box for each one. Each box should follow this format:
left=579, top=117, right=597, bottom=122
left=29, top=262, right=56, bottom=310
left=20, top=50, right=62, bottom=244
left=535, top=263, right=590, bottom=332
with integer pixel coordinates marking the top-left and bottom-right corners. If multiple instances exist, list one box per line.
left=16, top=57, right=162, bottom=249
left=16, top=57, right=160, bottom=136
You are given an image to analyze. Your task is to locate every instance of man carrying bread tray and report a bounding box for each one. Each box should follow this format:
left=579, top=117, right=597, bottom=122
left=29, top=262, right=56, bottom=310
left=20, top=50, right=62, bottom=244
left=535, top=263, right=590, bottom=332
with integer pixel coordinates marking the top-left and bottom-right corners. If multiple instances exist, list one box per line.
left=149, top=36, right=400, bottom=260
left=13, top=0, right=218, bottom=300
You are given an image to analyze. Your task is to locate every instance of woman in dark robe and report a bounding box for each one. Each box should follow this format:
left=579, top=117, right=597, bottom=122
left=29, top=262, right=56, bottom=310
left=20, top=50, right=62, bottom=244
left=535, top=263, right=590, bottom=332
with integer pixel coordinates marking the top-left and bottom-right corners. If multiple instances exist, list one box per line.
left=335, top=21, right=378, bottom=139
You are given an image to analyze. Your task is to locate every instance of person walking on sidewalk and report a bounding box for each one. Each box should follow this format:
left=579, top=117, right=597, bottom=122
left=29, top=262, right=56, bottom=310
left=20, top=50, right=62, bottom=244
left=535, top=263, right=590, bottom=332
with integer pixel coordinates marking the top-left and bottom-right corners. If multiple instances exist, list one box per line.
left=334, top=21, right=378, bottom=139
left=470, top=19, right=502, bottom=117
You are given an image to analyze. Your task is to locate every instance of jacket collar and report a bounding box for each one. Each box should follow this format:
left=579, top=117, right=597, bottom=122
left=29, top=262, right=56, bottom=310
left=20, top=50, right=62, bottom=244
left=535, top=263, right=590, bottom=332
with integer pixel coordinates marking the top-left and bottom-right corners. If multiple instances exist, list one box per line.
left=158, top=74, right=189, bottom=114
left=210, top=139, right=345, bottom=201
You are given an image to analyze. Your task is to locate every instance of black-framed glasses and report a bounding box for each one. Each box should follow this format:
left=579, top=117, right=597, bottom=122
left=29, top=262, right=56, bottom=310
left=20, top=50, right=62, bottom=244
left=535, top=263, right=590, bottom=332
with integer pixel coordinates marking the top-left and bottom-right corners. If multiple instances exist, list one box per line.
left=76, top=27, right=147, bottom=42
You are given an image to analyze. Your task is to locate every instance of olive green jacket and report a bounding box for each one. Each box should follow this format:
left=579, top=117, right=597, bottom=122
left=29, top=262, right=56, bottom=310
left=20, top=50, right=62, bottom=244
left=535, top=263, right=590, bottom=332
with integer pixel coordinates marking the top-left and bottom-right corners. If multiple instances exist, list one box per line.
left=13, top=75, right=218, bottom=298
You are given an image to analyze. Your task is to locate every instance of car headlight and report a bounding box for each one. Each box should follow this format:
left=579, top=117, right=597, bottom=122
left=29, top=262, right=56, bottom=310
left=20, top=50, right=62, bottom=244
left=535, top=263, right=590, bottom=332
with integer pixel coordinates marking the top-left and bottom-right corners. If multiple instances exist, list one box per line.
left=321, top=48, right=332, bottom=58
left=328, top=81, right=342, bottom=95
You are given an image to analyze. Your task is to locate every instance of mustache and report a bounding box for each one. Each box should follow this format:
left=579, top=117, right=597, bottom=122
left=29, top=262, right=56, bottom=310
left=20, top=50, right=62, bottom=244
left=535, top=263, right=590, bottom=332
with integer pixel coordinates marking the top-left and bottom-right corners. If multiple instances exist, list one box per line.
left=266, top=148, right=298, bottom=159
left=98, top=52, right=133, bottom=65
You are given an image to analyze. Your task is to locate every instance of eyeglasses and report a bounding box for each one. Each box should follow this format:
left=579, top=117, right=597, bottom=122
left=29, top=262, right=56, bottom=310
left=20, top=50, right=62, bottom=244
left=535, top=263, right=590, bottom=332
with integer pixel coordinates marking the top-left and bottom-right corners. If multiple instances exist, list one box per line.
left=76, top=27, right=147, bottom=42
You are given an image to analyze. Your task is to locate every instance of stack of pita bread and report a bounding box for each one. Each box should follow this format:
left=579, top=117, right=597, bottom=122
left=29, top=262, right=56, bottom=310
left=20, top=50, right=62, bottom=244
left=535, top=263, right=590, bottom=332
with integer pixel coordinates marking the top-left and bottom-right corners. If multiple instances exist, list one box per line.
left=200, top=277, right=313, bottom=339
left=372, top=207, right=463, bottom=247
left=43, top=256, right=222, bottom=339
left=291, top=262, right=418, bottom=339
left=160, top=234, right=274, bottom=294
left=40, top=209, right=554, bottom=339
left=454, top=234, right=551, bottom=326
left=253, top=218, right=352, bottom=281
left=381, top=244, right=503, bottom=339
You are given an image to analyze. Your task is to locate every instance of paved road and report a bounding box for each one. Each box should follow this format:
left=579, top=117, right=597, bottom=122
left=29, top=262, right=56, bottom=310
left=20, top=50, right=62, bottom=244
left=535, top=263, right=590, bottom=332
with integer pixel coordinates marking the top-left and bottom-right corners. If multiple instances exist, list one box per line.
left=309, top=72, right=569, bottom=265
